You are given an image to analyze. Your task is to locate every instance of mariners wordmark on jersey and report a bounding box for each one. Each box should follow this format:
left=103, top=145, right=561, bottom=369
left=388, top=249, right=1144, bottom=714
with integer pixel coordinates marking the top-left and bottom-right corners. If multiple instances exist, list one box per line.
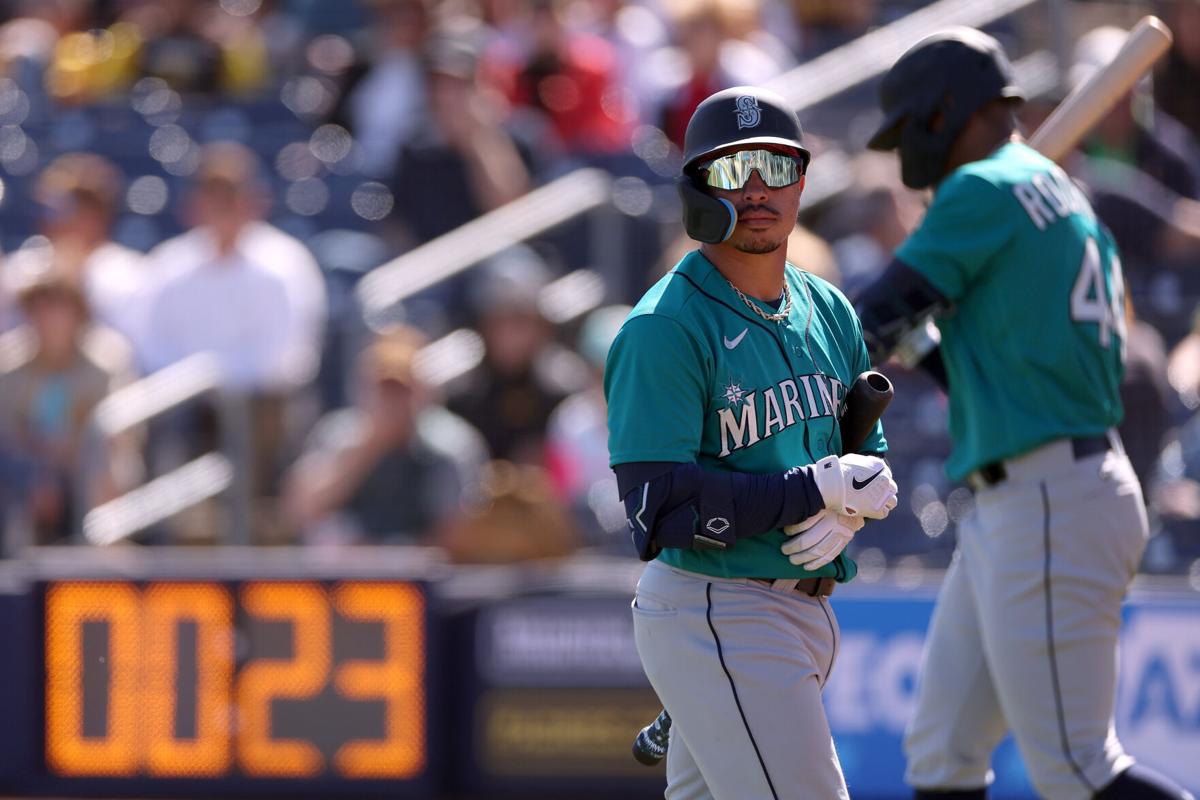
left=717, top=372, right=845, bottom=457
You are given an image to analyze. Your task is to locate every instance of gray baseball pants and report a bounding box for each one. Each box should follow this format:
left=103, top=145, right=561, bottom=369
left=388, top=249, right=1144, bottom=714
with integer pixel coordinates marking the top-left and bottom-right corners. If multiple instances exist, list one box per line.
left=632, top=559, right=849, bottom=800
left=905, top=438, right=1147, bottom=799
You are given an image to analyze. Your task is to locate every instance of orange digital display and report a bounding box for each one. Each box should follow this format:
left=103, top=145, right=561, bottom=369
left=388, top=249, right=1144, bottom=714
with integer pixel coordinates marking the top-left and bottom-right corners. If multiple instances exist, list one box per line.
left=43, top=580, right=427, bottom=781
left=238, top=582, right=330, bottom=778
left=143, top=583, right=234, bottom=777
left=45, top=583, right=141, bottom=777
left=331, top=583, right=425, bottom=779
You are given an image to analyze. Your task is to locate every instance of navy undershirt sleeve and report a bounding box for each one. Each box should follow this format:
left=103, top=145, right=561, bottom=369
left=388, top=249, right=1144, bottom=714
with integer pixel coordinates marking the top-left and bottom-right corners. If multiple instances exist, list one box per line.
left=613, top=461, right=824, bottom=541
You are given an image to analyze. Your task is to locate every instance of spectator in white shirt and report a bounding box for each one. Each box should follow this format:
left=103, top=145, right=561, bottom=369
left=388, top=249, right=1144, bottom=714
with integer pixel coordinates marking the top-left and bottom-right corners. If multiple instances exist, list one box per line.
left=143, top=142, right=326, bottom=391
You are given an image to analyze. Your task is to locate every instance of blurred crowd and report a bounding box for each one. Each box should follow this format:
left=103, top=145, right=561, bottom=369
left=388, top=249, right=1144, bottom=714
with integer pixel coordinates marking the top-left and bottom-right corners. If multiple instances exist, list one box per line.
left=1, top=0, right=1199, bottom=577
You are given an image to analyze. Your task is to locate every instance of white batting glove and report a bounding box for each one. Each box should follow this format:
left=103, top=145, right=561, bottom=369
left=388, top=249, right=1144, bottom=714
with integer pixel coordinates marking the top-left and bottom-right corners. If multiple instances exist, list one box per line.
left=811, top=453, right=898, bottom=520
left=780, top=510, right=866, bottom=570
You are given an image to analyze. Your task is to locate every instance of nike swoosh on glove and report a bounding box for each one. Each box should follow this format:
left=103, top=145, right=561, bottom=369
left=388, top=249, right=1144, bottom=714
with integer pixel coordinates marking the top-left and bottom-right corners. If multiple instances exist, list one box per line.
left=780, top=509, right=866, bottom=570
left=810, top=453, right=899, bottom=520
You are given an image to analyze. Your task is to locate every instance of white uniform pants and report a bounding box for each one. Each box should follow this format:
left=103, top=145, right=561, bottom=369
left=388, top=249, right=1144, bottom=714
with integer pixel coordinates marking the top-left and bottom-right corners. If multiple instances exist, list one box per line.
left=905, top=439, right=1148, bottom=799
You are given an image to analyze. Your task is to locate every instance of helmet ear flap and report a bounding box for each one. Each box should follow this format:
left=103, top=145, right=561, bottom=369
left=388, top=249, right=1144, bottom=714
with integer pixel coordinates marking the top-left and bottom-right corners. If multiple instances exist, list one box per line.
left=677, top=177, right=737, bottom=244
left=896, top=89, right=965, bottom=189
left=909, top=89, right=946, bottom=136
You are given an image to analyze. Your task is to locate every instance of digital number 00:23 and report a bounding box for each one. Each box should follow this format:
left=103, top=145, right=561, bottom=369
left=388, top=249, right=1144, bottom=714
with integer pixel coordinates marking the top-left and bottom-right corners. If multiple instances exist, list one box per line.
left=44, top=581, right=426, bottom=780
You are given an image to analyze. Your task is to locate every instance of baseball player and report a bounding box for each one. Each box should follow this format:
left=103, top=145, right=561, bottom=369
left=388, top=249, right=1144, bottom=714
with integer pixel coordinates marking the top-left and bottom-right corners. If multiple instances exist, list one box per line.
left=604, top=86, right=899, bottom=799
left=855, top=29, right=1193, bottom=800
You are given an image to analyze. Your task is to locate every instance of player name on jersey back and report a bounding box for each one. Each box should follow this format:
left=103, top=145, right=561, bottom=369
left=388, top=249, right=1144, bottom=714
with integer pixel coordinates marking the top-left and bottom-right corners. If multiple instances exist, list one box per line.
left=1010, top=163, right=1094, bottom=230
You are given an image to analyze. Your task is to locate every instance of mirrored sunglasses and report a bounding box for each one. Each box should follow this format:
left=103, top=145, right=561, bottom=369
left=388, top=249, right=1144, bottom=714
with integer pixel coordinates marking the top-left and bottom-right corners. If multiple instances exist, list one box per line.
left=698, top=149, right=804, bottom=190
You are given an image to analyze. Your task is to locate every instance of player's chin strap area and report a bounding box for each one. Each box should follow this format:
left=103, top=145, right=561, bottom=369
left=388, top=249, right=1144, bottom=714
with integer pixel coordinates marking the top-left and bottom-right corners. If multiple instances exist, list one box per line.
left=617, top=462, right=824, bottom=562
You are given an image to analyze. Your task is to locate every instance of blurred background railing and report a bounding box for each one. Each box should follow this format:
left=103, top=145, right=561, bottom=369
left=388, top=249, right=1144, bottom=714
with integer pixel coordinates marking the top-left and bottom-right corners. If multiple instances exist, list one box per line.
left=356, top=167, right=616, bottom=319
left=78, top=352, right=253, bottom=546
left=763, top=0, right=1041, bottom=105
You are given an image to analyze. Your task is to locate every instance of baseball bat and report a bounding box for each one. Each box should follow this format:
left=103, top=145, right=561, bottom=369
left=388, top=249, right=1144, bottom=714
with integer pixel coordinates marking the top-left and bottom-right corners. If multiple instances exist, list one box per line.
left=631, top=371, right=894, bottom=766
left=1027, top=16, right=1172, bottom=163
left=838, top=370, right=894, bottom=454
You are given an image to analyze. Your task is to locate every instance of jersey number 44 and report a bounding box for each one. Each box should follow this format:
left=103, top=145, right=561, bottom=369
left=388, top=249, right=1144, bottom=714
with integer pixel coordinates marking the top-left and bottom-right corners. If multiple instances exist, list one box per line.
left=1070, top=235, right=1127, bottom=363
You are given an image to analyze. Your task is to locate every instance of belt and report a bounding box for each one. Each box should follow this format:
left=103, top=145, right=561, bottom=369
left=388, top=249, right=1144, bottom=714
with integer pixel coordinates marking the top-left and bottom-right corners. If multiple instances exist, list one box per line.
left=967, top=434, right=1115, bottom=490
left=749, top=577, right=836, bottom=597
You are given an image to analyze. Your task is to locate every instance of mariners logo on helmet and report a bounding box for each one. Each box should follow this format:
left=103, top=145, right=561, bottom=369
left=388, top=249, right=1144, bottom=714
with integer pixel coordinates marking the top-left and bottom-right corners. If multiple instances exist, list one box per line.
left=678, top=86, right=809, bottom=243
left=735, top=96, right=762, bottom=129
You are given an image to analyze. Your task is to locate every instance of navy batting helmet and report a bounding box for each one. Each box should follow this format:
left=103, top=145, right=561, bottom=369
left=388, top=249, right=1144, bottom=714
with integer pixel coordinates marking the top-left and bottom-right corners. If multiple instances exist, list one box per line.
left=678, top=86, right=811, bottom=243
left=867, top=28, right=1024, bottom=189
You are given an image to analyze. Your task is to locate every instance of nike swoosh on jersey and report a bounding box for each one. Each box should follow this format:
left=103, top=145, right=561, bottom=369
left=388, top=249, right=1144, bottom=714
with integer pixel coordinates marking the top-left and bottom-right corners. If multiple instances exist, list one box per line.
left=723, top=329, right=748, bottom=349
left=852, top=469, right=885, bottom=490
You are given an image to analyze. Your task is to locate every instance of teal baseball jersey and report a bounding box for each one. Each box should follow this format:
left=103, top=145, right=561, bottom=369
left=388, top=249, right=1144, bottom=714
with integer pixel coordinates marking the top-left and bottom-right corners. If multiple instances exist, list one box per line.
left=604, top=250, right=886, bottom=580
left=897, top=141, right=1126, bottom=481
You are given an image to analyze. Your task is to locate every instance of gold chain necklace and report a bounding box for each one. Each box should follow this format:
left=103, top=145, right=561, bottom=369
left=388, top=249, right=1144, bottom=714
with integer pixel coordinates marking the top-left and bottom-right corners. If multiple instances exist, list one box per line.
left=726, top=278, right=791, bottom=323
